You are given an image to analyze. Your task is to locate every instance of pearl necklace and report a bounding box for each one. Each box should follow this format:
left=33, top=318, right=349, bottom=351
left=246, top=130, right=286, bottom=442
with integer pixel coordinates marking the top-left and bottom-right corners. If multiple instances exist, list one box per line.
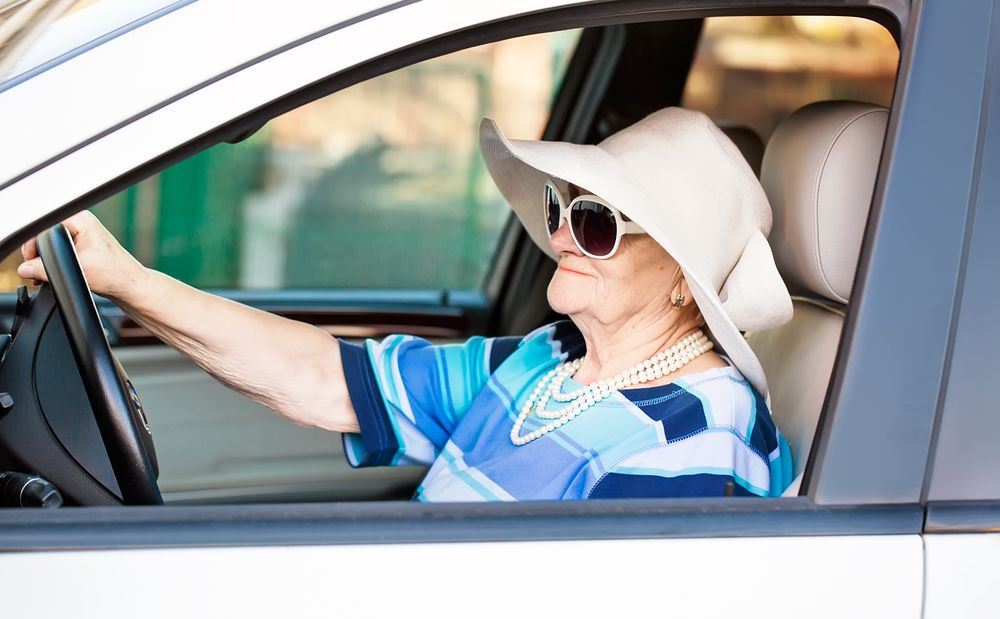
left=510, top=330, right=713, bottom=446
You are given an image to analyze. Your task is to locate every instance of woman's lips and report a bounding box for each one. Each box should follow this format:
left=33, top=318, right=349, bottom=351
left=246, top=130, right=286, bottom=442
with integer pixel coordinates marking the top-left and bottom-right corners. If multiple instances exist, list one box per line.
left=558, top=264, right=590, bottom=276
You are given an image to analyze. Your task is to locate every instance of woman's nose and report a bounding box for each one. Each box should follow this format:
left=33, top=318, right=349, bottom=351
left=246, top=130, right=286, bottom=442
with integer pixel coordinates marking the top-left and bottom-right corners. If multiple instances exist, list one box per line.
left=548, top=220, right=581, bottom=255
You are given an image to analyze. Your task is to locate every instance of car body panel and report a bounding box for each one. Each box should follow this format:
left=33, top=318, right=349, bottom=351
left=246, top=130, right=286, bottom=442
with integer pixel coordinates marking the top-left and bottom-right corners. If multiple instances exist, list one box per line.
left=0, top=535, right=924, bottom=618
left=2, top=0, right=194, bottom=89
left=923, top=534, right=1000, bottom=619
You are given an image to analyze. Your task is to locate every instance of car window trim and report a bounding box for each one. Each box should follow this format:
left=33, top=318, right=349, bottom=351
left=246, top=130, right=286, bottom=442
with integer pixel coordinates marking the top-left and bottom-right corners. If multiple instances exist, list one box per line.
left=0, top=497, right=923, bottom=551
left=924, top=500, right=1000, bottom=534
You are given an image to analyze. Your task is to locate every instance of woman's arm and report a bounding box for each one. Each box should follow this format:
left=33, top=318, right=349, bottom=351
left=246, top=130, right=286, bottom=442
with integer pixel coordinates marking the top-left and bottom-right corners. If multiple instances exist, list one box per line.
left=17, top=212, right=359, bottom=434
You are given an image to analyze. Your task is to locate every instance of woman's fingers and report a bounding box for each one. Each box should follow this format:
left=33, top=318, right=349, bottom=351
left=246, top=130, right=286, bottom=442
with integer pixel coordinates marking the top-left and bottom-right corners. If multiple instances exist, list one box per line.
left=20, top=212, right=93, bottom=262
left=62, top=211, right=97, bottom=239
left=16, top=212, right=132, bottom=292
left=20, top=237, right=37, bottom=260
left=16, top=257, right=47, bottom=284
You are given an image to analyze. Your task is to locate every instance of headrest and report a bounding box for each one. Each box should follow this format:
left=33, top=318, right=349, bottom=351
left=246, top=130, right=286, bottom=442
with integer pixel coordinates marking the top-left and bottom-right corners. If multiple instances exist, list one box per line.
left=761, top=101, right=888, bottom=303
left=719, top=124, right=765, bottom=177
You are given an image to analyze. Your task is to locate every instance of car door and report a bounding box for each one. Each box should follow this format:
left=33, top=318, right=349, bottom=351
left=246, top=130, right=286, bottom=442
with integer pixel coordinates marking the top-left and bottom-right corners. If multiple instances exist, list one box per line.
left=0, top=0, right=988, bottom=616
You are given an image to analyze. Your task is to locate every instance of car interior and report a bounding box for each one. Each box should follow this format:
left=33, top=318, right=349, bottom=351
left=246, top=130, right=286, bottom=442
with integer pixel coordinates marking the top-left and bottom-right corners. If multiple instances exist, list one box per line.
left=0, top=12, right=899, bottom=507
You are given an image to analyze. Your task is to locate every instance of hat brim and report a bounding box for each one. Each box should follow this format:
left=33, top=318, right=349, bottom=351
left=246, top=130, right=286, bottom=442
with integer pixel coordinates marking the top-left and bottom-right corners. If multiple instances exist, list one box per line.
left=479, top=118, right=775, bottom=399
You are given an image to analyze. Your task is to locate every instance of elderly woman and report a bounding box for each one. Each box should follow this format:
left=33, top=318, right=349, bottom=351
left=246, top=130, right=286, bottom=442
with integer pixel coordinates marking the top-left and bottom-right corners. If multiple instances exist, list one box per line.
left=18, top=107, right=793, bottom=500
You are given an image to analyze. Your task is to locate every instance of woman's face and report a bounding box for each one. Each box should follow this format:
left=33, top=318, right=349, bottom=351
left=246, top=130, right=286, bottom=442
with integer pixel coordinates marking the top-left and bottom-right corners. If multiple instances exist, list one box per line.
left=546, top=184, right=683, bottom=325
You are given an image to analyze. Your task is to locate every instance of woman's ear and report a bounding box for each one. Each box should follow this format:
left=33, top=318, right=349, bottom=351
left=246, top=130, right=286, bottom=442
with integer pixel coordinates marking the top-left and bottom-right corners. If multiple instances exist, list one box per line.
left=678, top=276, right=694, bottom=308
left=668, top=268, right=694, bottom=309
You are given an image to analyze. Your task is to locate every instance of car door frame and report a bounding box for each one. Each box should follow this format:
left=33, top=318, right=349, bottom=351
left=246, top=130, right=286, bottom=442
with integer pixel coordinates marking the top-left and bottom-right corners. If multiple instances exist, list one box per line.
left=1, top=1, right=990, bottom=605
left=920, top=0, right=1000, bottom=614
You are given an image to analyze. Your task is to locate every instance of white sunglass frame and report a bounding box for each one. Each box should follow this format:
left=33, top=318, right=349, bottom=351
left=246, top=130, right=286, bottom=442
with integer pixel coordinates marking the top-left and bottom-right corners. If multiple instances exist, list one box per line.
left=543, top=180, right=645, bottom=259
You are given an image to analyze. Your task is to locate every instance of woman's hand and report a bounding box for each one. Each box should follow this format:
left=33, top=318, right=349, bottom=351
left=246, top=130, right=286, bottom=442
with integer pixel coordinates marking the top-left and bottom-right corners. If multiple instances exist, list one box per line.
left=16, top=211, right=149, bottom=303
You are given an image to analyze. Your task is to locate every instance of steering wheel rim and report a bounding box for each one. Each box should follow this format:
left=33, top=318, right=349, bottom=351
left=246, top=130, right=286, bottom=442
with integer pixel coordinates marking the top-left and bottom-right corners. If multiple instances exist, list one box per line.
left=37, top=223, right=161, bottom=505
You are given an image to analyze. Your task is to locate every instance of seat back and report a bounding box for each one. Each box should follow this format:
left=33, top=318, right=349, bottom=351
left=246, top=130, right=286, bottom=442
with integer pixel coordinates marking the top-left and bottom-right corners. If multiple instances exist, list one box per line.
left=748, top=100, right=888, bottom=494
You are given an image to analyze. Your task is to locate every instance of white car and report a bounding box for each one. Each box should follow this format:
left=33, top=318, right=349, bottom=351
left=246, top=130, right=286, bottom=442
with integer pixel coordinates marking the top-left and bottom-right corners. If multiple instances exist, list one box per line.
left=0, top=0, right=996, bottom=617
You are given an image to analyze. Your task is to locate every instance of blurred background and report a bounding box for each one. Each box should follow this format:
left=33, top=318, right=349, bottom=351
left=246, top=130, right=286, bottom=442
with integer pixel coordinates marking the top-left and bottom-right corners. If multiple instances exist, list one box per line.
left=0, top=14, right=898, bottom=293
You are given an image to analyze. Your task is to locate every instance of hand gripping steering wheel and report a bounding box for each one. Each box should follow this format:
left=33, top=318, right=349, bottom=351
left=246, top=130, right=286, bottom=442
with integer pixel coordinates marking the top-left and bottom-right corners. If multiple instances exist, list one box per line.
left=37, top=224, right=162, bottom=505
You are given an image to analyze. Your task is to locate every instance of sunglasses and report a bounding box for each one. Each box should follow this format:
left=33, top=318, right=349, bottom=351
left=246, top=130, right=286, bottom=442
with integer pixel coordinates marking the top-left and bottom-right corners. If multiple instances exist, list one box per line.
left=544, top=180, right=644, bottom=259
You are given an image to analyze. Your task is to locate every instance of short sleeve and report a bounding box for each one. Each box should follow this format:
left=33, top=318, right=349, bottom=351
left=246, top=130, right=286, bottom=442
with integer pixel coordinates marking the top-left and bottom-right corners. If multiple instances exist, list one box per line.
left=339, top=333, right=520, bottom=468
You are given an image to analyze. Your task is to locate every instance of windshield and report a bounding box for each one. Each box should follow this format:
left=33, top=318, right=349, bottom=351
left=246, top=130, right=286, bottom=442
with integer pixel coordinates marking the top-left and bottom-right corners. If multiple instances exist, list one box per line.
left=0, top=0, right=183, bottom=87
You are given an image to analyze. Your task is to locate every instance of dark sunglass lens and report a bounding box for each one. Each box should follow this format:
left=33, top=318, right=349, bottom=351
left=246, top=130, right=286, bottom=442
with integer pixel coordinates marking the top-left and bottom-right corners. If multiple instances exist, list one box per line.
left=544, top=186, right=561, bottom=235
left=571, top=200, right=617, bottom=256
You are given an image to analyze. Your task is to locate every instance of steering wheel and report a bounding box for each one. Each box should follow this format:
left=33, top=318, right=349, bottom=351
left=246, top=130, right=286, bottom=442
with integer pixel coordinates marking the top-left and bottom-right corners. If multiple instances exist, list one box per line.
left=36, top=223, right=162, bottom=505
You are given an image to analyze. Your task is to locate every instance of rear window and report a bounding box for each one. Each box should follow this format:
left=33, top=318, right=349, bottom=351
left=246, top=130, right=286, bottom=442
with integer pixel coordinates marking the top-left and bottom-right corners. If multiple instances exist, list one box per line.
left=683, top=15, right=898, bottom=140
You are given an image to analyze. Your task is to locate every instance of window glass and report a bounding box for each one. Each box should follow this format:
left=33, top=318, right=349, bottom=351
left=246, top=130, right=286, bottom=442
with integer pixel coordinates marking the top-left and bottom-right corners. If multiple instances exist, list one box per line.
left=78, top=30, right=577, bottom=290
left=683, top=16, right=898, bottom=140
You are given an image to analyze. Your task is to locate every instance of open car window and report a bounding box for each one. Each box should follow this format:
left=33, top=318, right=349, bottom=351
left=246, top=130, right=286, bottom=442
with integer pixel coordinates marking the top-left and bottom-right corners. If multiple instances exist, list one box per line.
left=0, top=13, right=901, bottom=506
left=82, top=31, right=579, bottom=293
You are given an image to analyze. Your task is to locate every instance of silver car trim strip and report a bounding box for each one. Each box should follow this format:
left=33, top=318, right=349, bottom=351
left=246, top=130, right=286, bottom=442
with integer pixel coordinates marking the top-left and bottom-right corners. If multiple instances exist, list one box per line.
left=0, top=498, right=923, bottom=551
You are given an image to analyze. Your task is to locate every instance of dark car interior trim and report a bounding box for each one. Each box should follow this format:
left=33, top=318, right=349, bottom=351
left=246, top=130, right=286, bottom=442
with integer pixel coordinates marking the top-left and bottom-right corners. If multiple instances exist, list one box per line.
left=0, top=497, right=924, bottom=551
left=0, top=289, right=489, bottom=343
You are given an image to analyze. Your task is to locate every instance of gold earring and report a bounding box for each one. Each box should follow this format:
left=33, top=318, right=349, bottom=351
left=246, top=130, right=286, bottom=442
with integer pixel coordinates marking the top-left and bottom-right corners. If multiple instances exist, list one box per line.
left=671, top=293, right=685, bottom=310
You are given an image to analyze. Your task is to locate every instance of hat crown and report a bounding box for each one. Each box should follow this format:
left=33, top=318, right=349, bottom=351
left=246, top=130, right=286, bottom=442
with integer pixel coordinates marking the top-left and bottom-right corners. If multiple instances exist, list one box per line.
left=595, top=107, right=772, bottom=291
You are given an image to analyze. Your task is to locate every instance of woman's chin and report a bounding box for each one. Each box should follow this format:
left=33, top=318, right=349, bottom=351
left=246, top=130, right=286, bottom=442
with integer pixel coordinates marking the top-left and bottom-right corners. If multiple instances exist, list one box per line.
left=547, top=279, right=587, bottom=316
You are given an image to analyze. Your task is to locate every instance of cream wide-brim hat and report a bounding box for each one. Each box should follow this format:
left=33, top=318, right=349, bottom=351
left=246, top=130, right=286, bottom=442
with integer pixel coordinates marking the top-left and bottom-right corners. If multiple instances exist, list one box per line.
left=479, top=107, right=793, bottom=400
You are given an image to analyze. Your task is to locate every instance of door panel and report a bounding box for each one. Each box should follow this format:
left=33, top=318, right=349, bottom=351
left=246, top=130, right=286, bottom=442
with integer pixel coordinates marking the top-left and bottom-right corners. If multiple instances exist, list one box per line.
left=117, top=345, right=425, bottom=504
left=923, top=533, right=1000, bottom=619
left=0, top=535, right=924, bottom=618
left=105, top=292, right=477, bottom=503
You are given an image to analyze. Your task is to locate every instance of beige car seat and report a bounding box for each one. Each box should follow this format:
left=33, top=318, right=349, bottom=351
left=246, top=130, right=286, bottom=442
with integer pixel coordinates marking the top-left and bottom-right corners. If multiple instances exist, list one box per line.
left=748, top=101, right=889, bottom=496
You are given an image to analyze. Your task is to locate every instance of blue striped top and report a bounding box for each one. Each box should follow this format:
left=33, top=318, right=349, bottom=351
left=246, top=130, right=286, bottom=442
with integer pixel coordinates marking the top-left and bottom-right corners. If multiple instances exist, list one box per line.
left=339, top=321, right=793, bottom=501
